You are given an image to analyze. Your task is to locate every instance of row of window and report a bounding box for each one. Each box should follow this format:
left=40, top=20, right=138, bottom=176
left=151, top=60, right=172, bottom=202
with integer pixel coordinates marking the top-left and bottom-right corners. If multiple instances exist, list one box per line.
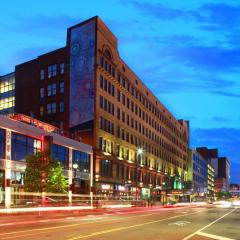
left=99, top=74, right=187, bottom=152
left=0, top=129, right=90, bottom=171
left=99, top=55, right=185, bottom=138
left=99, top=95, right=114, bottom=116
left=40, top=63, right=65, bottom=80
left=0, top=76, right=15, bottom=94
left=0, top=96, right=15, bottom=111
left=40, top=82, right=64, bottom=98
left=100, top=56, right=115, bottom=78
left=99, top=114, right=186, bottom=163
left=99, top=117, right=114, bottom=135
left=40, top=101, right=64, bottom=116
left=98, top=136, right=183, bottom=172
left=100, top=159, right=163, bottom=186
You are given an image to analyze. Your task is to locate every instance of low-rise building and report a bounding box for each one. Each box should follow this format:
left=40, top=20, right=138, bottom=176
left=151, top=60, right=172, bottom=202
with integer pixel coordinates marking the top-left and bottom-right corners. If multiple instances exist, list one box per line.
left=0, top=114, right=93, bottom=208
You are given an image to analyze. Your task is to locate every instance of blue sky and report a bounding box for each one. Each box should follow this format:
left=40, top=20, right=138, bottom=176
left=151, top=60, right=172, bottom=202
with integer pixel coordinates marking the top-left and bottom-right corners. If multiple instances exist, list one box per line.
left=1, top=0, right=239, bottom=183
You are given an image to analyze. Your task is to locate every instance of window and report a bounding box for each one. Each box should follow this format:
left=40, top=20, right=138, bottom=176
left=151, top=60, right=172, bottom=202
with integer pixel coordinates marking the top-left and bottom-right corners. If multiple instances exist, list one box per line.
left=100, top=75, right=103, bottom=89
left=0, top=129, right=5, bottom=159
left=100, top=160, right=112, bottom=177
left=40, top=106, right=44, bottom=116
left=47, top=83, right=56, bottom=96
left=111, top=85, right=115, bottom=97
left=60, top=63, right=65, bottom=74
left=40, top=88, right=44, bottom=98
left=100, top=56, right=104, bottom=67
left=47, top=102, right=56, bottom=114
left=48, top=64, right=57, bottom=78
left=104, top=78, right=107, bottom=91
left=100, top=96, right=103, bottom=108
left=40, top=69, right=45, bottom=80
left=122, top=94, right=125, bottom=105
left=52, top=144, right=69, bottom=169
left=117, top=90, right=120, bottom=102
left=59, top=101, right=64, bottom=113
left=73, top=150, right=90, bottom=172
left=11, top=133, right=41, bottom=161
left=60, top=82, right=64, bottom=93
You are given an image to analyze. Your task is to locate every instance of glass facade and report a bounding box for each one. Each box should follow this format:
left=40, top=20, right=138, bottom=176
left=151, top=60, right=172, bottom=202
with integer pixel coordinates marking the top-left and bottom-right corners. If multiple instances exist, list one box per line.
left=11, top=132, right=41, bottom=161
left=0, top=73, right=15, bottom=114
left=0, top=128, right=5, bottom=159
left=52, top=144, right=69, bottom=169
left=73, top=150, right=90, bottom=172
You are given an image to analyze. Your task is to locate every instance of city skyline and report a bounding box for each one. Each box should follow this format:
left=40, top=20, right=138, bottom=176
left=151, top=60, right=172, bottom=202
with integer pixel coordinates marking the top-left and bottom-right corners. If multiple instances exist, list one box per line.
left=0, top=0, right=239, bottom=183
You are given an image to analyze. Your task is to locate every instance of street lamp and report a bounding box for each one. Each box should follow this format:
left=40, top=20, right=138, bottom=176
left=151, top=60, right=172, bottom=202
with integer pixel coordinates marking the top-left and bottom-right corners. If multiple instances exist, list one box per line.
left=73, top=163, right=78, bottom=178
left=136, top=148, right=144, bottom=201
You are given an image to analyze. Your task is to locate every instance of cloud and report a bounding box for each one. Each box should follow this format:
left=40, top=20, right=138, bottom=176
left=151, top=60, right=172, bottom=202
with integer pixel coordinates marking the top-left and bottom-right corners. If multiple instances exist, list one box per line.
left=199, top=3, right=240, bottom=28
left=213, top=91, right=240, bottom=98
left=129, top=1, right=187, bottom=20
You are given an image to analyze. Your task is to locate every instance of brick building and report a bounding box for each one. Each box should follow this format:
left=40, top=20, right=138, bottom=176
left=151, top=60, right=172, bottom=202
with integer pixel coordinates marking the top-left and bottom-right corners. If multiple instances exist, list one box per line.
left=1, top=16, right=189, bottom=201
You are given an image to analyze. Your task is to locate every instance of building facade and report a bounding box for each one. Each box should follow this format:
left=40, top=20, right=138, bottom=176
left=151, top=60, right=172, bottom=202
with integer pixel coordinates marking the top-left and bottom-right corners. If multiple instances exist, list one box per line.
left=189, top=149, right=208, bottom=199
left=207, top=163, right=215, bottom=199
left=0, top=72, right=15, bottom=114
left=196, top=147, right=230, bottom=192
left=2, top=16, right=189, bottom=202
left=0, top=114, right=93, bottom=207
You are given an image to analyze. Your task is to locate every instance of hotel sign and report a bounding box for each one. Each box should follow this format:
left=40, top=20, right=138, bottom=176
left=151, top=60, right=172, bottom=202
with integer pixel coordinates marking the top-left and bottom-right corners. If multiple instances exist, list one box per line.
left=10, top=114, right=57, bottom=132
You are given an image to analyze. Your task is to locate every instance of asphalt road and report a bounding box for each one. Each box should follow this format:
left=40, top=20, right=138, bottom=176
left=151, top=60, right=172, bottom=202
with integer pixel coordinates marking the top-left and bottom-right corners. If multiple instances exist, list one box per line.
left=0, top=206, right=239, bottom=240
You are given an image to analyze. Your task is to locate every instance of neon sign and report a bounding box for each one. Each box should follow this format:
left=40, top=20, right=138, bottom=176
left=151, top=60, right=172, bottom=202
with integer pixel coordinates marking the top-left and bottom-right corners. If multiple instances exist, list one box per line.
left=10, top=114, right=57, bottom=132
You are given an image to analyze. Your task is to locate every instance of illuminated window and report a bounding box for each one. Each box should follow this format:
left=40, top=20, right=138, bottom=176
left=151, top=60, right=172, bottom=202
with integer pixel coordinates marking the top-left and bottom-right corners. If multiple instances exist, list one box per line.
left=0, top=96, right=15, bottom=111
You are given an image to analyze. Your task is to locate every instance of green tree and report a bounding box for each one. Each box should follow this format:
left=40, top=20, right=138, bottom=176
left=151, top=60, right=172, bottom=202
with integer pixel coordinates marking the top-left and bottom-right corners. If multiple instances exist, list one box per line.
left=24, top=152, right=68, bottom=193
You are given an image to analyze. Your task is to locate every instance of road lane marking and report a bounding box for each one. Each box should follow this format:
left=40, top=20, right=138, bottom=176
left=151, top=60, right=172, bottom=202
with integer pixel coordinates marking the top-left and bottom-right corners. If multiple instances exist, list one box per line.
left=197, top=232, right=235, bottom=240
left=0, top=210, right=203, bottom=239
left=182, top=208, right=237, bottom=240
left=168, top=221, right=191, bottom=227
left=68, top=211, right=203, bottom=240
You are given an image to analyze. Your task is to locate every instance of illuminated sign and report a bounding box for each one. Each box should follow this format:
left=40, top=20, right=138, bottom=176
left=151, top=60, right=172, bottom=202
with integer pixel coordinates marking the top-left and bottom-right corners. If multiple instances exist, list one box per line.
left=10, top=114, right=57, bottom=132
left=101, top=184, right=110, bottom=190
left=118, top=185, right=126, bottom=191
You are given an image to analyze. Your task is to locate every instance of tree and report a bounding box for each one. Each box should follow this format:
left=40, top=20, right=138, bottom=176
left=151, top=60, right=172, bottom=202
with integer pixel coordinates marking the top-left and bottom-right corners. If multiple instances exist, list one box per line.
left=24, top=152, right=68, bottom=193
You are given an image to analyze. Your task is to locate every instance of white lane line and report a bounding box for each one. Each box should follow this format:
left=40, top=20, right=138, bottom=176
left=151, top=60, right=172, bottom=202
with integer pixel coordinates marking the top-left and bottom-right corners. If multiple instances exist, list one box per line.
left=182, top=208, right=237, bottom=240
left=197, top=232, right=235, bottom=240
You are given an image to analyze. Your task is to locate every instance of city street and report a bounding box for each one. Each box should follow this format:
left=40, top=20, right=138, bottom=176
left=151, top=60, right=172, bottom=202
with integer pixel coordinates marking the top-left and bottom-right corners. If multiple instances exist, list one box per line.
left=0, top=206, right=239, bottom=240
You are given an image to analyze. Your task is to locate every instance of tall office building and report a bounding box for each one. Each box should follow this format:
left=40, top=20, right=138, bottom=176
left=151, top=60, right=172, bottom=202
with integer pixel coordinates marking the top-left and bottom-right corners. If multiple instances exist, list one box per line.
left=1, top=16, right=189, bottom=201
left=196, top=147, right=230, bottom=192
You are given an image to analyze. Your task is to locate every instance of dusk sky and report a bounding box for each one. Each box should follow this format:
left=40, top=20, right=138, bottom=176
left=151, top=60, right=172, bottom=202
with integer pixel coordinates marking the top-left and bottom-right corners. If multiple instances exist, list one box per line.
left=1, top=0, right=239, bottom=183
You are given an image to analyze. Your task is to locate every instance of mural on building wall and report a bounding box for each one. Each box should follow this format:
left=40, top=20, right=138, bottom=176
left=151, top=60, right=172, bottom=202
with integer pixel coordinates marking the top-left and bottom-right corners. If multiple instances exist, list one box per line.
left=69, top=20, right=95, bottom=128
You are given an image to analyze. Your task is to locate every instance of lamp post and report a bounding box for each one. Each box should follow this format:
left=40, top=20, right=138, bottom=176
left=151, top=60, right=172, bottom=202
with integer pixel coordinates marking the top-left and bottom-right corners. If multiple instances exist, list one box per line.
left=136, top=148, right=144, bottom=201
left=72, top=163, right=78, bottom=194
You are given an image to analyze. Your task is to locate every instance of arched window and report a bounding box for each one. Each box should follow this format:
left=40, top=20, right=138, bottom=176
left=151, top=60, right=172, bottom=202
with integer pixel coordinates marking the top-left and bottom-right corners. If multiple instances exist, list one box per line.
left=104, top=49, right=112, bottom=59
